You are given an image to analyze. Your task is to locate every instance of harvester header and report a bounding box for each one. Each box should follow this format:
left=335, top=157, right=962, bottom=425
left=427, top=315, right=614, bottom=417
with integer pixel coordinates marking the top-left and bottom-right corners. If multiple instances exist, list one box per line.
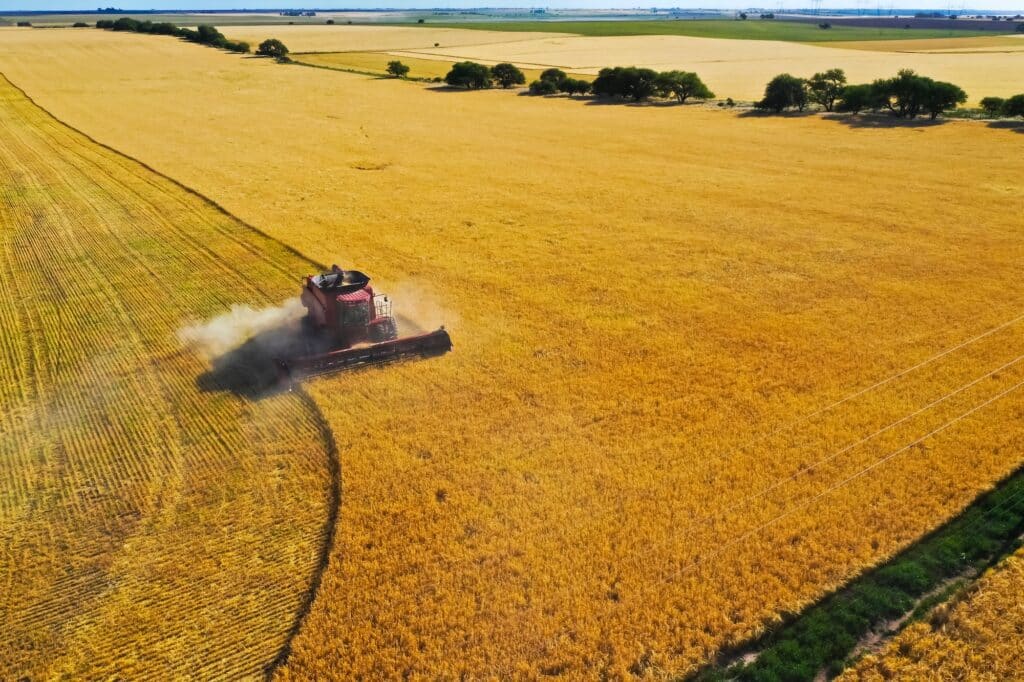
left=276, top=265, right=452, bottom=380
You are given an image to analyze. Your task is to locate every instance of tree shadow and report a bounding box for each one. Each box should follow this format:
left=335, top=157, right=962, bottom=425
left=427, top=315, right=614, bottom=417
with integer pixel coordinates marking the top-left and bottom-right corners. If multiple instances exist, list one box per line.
left=737, top=109, right=817, bottom=119
left=822, top=113, right=949, bottom=129
left=988, top=120, right=1024, bottom=134
left=195, top=322, right=333, bottom=400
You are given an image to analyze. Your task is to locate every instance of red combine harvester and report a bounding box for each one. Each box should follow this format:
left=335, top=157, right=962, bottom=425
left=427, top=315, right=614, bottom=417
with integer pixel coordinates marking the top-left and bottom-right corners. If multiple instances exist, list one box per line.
left=276, top=265, right=452, bottom=380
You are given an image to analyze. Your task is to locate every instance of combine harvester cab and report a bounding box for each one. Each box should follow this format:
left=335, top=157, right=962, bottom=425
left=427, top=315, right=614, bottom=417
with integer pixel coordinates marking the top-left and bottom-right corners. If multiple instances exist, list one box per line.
left=277, top=265, right=452, bottom=381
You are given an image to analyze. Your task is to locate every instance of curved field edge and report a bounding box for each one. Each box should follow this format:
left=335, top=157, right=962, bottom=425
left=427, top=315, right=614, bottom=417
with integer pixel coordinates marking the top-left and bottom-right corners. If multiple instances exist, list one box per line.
left=0, top=73, right=338, bottom=678
left=691, top=462, right=1024, bottom=681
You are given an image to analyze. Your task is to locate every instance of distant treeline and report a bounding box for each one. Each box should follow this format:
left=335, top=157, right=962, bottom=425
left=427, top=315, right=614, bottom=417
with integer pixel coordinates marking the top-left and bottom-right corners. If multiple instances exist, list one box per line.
left=95, top=17, right=250, bottom=53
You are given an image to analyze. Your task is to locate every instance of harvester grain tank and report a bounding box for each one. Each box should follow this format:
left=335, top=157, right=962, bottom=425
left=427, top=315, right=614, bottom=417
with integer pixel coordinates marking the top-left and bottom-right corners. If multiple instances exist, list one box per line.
left=276, top=265, right=452, bottom=380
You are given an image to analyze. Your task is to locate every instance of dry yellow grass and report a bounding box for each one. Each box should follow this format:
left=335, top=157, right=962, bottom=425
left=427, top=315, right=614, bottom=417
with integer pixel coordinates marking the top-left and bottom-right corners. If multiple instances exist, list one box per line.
left=0, top=74, right=334, bottom=678
left=3, top=29, right=1024, bottom=679
left=825, top=34, right=1024, bottom=52
left=376, top=33, right=1024, bottom=103
left=842, top=547, right=1024, bottom=680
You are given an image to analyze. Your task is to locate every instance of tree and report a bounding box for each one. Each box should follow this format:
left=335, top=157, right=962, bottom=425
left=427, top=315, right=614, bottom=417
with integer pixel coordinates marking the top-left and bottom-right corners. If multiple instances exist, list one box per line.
left=922, top=80, right=966, bottom=119
left=491, top=63, right=526, bottom=89
left=528, top=79, right=558, bottom=95
left=1002, top=94, right=1024, bottom=117
left=806, top=68, right=847, bottom=111
left=386, top=60, right=410, bottom=78
left=592, top=66, right=659, bottom=102
left=871, top=69, right=931, bottom=118
left=196, top=24, right=226, bottom=46
left=73, top=22, right=90, bottom=27
left=653, top=70, right=714, bottom=103
left=739, top=12, right=748, bottom=19
left=756, top=74, right=807, bottom=112
left=445, top=61, right=491, bottom=89
left=819, top=22, right=832, bottom=29
left=558, top=78, right=591, bottom=97
left=539, top=68, right=567, bottom=85
left=256, top=38, right=289, bottom=60
left=836, top=83, right=876, bottom=113
left=979, top=96, right=1005, bottom=117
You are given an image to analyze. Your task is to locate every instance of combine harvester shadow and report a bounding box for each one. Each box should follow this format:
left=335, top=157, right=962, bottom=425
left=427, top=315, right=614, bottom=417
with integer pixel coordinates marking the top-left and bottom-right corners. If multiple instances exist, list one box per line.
left=195, top=322, right=333, bottom=399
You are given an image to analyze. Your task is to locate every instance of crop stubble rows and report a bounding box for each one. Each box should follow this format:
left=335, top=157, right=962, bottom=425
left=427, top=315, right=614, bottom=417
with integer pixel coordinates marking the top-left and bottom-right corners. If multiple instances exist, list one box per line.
left=0, top=75, right=334, bottom=679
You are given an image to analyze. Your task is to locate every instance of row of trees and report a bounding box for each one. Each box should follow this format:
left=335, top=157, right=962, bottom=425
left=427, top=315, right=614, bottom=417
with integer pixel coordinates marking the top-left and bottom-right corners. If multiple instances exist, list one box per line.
left=529, top=69, right=592, bottom=97
left=444, top=61, right=527, bottom=89
left=95, top=18, right=251, bottom=53
left=95, top=18, right=291, bottom=60
left=756, top=68, right=968, bottom=119
left=591, top=67, right=714, bottom=103
left=980, top=95, right=1024, bottom=118
left=444, top=61, right=715, bottom=105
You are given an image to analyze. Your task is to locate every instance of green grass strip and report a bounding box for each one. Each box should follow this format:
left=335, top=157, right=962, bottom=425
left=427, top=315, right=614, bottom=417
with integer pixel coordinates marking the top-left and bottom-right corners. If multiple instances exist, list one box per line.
left=412, top=19, right=1008, bottom=42
left=691, top=464, right=1024, bottom=682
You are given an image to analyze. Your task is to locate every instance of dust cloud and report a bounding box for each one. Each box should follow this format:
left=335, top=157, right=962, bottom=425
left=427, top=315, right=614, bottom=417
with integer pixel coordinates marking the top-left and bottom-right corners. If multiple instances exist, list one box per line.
left=177, top=298, right=306, bottom=359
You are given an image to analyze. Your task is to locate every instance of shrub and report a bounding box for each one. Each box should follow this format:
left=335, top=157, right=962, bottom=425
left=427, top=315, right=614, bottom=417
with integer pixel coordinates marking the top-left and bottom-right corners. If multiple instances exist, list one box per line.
left=872, top=69, right=966, bottom=118
left=256, top=38, right=290, bottom=60
left=73, top=22, right=89, bottom=28
left=96, top=19, right=114, bottom=29
left=979, top=96, right=1005, bottom=116
left=819, top=21, right=832, bottom=29
left=491, top=63, right=526, bottom=89
left=836, top=83, right=876, bottom=113
left=756, top=73, right=807, bottom=112
left=592, top=66, right=659, bottom=102
left=386, top=60, right=410, bottom=78
left=539, top=68, right=567, bottom=85
left=16, top=21, right=31, bottom=27
left=528, top=79, right=558, bottom=95
left=326, top=19, right=335, bottom=24
left=112, top=17, right=139, bottom=31
left=417, top=18, right=425, bottom=24
left=1017, top=22, right=1024, bottom=32
left=223, top=40, right=250, bottom=53
left=444, top=61, right=492, bottom=89
left=807, top=68, right=847, bottom=111
left=1003, top=94, right=1024, bottom=117
left=558, top=78, right=591, bottom=97
left=654, top=70, right=714, bottom=103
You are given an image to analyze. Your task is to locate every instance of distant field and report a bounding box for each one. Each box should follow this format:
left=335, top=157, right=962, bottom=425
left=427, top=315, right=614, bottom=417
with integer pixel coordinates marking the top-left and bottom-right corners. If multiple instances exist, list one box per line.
left=377, top=32, right=1024, bottom=103
left=416, top=19, right=1011, bottom=42
left=295, top=50, right=586, bottom=83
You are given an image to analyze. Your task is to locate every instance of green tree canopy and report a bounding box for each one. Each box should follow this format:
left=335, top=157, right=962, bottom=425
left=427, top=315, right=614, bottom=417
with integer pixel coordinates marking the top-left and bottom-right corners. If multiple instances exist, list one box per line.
left=807, top=68, right=847, bottom=112
left=558, top=78, right=592, bottom=97
left=386, top=60, right=410, bottom=78
left=835, top=83, right=877, bottom=113
left=756, top=73, right=808, bottom=112
left=654, top=70, right=714, bottom=103
left=539, top=68, right=567, bottom=84
left=256, top=38, right=289, bottom=59
left=528, top=79, right=558, bottom=95
left=491, top=63, right=526, bottom=89
left=1002, top=94, right=1024, bottom=117
left=979, top=96, right=1005, bottom=116
left=445, top=61, right=492, bottom=89
left=592, top=66, right=659, bottom=102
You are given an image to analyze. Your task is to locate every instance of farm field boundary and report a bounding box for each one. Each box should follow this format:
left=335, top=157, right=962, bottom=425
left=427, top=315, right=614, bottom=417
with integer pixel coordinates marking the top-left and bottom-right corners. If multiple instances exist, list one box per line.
left=692, top=446, right=1024, bottom=681
left=0, top=71, right=339, bottom=679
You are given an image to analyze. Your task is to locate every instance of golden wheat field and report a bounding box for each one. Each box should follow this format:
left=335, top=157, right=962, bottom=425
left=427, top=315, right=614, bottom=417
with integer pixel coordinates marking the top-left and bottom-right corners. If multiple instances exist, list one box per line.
left=842, top=546, right=1024, bottom=679
left=0, top=73, right=335, bottom=678
left=3, top=26, right=1024, bottom=679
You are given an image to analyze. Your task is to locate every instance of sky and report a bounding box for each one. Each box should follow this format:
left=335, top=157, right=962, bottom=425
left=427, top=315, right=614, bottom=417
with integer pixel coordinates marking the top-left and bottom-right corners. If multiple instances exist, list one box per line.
left=2, top=1, right=1022, bottom=12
